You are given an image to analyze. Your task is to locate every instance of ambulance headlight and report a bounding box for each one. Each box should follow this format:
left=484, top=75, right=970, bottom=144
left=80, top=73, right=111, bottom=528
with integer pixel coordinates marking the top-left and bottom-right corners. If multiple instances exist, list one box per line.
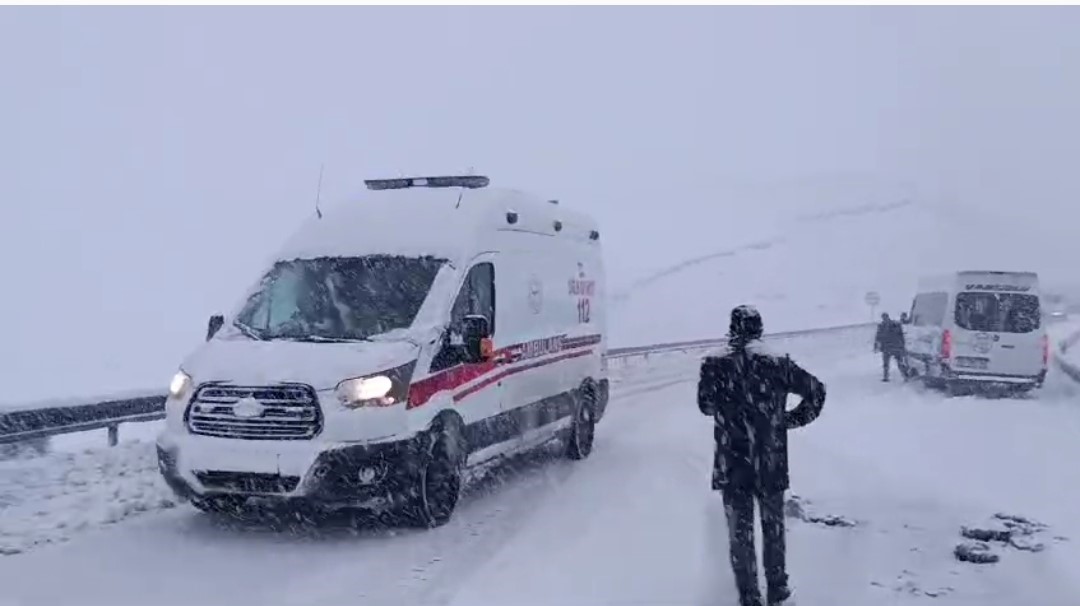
left=168, top=371, right=192, bottom=401
left=337, top=375, right=392, bottom=405
left=335, top=362, right=416, bottom=409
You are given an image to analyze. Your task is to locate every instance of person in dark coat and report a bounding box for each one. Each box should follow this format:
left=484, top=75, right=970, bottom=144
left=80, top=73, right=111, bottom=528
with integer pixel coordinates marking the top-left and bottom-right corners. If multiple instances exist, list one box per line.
left=697, top=305, right=827, bottom=606
left=874, top=313, right=909, bottom=382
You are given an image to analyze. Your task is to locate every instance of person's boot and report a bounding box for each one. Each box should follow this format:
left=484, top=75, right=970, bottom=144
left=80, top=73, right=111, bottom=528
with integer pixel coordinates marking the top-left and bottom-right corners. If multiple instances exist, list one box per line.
left=768, top=584, right=792, bottom=605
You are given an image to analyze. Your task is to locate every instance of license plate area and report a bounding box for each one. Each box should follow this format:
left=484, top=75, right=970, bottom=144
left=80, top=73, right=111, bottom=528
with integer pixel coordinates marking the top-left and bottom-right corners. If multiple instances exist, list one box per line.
left=955, top=356, right=990, bottom=370
left=183, top=442, right=280, bottom=475
left=194, top=471, right=299, bottom=494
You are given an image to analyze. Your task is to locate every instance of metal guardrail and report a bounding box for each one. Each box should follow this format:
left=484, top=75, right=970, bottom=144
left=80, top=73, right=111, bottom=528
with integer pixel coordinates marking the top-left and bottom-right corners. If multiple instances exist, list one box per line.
left=0, top=323, right=871, bottom=448
left=605, top=322, right=873, bottom=359
left=0, top=394, right=166, bottom=447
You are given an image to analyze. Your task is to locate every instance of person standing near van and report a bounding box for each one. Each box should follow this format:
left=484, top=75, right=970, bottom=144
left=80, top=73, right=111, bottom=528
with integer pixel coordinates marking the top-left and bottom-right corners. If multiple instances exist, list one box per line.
left=697, top=306, right=827, bottom=606
left=874, top=313, right=908, bottom=382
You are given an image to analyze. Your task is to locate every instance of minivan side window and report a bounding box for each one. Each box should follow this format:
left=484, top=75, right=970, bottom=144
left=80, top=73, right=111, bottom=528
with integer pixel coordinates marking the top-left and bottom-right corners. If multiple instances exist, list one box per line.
left=911, top=292, right=948, bottom=326
left=431, top=263, right=496, bottom=372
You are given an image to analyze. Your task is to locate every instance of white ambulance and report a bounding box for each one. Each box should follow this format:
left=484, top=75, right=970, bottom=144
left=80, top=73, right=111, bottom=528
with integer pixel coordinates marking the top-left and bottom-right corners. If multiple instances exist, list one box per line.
left=156, top=176, right=608, bottom=527
left=904, top=271, right=1048, bottom=395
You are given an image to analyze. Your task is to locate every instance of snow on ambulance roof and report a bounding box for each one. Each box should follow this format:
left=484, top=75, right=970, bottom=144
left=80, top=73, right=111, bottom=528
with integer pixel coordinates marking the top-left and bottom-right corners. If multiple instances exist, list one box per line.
left=274, top=185, right=597, bottom=264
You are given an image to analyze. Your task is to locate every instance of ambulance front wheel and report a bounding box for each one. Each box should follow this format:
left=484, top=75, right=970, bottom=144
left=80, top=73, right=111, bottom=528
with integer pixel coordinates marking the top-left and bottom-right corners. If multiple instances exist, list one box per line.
left=565, top=389, right=597, bottom=460
left=406, top=423, right=464, bottom=528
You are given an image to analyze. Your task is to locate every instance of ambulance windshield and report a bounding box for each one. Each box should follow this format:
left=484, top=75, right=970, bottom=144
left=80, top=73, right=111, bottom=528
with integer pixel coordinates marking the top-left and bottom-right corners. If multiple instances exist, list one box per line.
left=233, top=254, right=446, bottom=341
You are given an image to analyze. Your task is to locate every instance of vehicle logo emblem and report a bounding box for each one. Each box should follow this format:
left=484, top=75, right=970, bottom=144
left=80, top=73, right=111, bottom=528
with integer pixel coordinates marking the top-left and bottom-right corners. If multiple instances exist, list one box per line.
left=233, top=396, right=264, bottom=419
left=974, top=333, right=993, bottom=354
left=528, top=276, right=543, bottom=314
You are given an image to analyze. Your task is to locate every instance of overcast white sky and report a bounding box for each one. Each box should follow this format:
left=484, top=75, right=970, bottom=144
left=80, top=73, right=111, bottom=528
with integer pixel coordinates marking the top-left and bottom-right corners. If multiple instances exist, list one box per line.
left=2, top=7, right=1078, bottom=402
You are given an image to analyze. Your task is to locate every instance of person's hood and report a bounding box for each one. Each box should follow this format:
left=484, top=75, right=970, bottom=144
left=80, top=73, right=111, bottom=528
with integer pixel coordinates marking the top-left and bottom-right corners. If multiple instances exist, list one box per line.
left=729, top=304, right=764, bottom=342
left=179, top=336, right=421, bottom=392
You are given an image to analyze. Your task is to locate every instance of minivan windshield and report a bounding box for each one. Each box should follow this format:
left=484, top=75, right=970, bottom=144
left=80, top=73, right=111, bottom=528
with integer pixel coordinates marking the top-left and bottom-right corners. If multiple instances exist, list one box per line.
left=955, top=292, right=1041, bottom=334
left=233, top=255, right=446, bottom=341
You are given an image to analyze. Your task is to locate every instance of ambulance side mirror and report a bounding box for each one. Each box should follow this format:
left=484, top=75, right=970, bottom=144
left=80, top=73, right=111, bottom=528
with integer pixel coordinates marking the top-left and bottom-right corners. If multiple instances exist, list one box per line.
left=462, top=314, right=492, bottom=363
left=207, top=314, right=225, bottom=341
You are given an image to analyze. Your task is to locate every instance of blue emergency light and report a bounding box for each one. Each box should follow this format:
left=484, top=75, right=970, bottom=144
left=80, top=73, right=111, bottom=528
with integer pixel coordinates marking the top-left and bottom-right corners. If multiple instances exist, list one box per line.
left=364, top=175, right=490, bottom=191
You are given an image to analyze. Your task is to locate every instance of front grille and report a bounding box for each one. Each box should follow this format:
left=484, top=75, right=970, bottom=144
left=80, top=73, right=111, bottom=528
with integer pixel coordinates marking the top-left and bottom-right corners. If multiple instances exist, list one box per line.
left=194, top=471, right=300, bottom=494
left=186, top=384, right=322, bottom=440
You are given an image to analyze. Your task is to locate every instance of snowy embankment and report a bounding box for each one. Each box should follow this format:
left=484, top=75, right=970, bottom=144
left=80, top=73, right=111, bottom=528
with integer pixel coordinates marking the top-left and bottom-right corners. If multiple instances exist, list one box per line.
left=1, top=326, right=1078, bottom=605
left=0, top=441, right=178, bottom=555
left=782, top=353, right=1080, bottom=605
left=1054, top=324, right=1080, bottom=382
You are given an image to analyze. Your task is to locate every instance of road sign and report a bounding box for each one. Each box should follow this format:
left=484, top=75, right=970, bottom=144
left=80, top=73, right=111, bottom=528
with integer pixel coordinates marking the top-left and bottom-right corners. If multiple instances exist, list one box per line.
left=865, top=291, right=881, bottom=321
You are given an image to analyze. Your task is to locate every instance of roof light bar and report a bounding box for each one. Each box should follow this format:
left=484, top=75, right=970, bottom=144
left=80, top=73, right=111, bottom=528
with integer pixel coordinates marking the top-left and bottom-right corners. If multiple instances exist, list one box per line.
left=364, top=175, right=490, bottom=191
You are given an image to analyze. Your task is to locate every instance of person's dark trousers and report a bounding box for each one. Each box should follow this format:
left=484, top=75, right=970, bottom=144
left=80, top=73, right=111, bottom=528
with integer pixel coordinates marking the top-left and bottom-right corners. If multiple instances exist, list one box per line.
left=723, top=490, right=789, bottom=606
left=897, top=351, right=911, bottom=379
left=882, top=351, right=910, bottom=381
left=882, top=352, right=896, bottom=381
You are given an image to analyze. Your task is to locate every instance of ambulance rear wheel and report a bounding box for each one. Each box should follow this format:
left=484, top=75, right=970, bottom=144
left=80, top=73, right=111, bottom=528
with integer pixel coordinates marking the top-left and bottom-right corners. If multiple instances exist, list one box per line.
left=565, top=390, right=596, bottom=460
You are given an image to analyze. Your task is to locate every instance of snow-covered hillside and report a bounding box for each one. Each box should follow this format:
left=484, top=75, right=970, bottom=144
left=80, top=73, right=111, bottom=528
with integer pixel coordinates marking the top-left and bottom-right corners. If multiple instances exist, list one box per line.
left=609, top=189, right=1063, bottom=347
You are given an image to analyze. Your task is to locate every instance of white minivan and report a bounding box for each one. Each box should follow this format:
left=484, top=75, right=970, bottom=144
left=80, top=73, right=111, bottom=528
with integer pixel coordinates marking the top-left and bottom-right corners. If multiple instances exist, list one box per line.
left=904, top=271, right=1048, bottom=395
left=156, top=176, right=609, bottom=527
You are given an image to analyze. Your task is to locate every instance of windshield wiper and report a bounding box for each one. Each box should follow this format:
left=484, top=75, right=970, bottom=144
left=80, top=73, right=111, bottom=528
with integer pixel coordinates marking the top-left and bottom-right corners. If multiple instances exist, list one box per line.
left=232, top=321, right=266, bottom=341
left=276, top=335, right=371, bottom=343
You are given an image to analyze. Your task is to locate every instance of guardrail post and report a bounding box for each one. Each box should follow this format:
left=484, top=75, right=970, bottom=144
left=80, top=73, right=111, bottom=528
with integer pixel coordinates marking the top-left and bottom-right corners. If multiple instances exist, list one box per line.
left=107, top=424, right=119, bottom=447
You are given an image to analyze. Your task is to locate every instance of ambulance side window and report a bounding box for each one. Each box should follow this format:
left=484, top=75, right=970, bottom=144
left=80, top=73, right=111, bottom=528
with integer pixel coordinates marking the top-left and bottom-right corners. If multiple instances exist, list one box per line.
left=431, top=263, right=496, bottom=372
left=450, top=263, right=496, bottom=333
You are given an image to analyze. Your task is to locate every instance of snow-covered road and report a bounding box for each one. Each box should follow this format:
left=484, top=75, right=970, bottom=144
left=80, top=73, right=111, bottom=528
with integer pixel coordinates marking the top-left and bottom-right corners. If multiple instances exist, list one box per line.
left=0, top=360, right=730, bottom=606
left=1, top=327, right=1078, bottom=606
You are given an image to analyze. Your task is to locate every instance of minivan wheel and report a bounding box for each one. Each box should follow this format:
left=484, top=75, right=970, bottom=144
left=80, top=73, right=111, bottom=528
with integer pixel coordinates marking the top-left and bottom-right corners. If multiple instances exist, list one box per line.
left=565, top=392, right=596, bottom=460
left=945, top=381, right=967, bottom=398
left=407, top=430, right=462, bottom=528
left=1008, top=384, right=1036, bottom=399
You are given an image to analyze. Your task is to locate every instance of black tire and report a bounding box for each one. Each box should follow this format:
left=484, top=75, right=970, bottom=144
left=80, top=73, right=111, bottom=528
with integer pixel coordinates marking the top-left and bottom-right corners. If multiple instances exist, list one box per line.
left=921, top=362, right=948, bottom=391
left=1008, top=384, right=1036, bottom=399
left=565, top=390, right=597, bottom=460
left=406, top=427, right=463, bottom=529
left=945, top=381, right=967, bottom=398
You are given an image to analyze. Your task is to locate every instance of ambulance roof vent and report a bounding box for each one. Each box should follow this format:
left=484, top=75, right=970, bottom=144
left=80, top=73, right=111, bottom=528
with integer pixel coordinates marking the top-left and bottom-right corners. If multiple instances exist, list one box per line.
left=364, top=175, right=490, bottom=191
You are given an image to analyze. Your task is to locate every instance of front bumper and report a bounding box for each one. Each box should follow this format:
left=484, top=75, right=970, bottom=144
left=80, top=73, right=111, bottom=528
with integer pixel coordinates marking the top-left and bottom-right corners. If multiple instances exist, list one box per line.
left=157, top=432, right=425, bottom=511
